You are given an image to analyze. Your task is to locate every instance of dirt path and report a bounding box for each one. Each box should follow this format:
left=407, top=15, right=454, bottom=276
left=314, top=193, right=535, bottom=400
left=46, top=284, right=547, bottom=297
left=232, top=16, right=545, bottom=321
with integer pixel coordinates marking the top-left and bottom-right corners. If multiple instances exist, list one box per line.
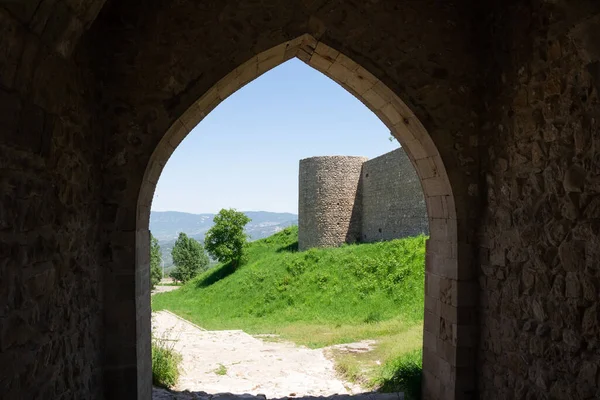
left=151, top=311, right=366, bottom=398
left=152, top=285, right=181, bottom=295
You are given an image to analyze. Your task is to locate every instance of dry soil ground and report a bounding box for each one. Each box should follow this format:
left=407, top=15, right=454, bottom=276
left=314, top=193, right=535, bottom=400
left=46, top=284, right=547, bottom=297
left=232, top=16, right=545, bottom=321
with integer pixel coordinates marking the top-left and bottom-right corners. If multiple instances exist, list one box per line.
left=151, top=310, right=367, bottom=398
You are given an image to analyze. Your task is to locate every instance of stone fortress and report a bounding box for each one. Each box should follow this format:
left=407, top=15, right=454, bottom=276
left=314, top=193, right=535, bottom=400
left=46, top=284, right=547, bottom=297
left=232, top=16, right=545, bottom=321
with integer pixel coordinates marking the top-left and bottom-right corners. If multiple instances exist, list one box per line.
left=3, top=1, right=600, bottom=398
left=298, top=148, right=428, bottom=251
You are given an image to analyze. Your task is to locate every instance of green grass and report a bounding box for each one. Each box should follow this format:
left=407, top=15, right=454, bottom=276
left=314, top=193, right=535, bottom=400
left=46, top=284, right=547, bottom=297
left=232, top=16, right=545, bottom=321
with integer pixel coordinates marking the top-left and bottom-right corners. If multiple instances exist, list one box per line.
left=213, top=364, right=228, bottom=376
left=152, top=336, right=182, bottom=389
left=374, top=348, right=423, bottom=400
left=152, top=226, right=425, bottom=392
left=329, top=324, right=423, bottom=391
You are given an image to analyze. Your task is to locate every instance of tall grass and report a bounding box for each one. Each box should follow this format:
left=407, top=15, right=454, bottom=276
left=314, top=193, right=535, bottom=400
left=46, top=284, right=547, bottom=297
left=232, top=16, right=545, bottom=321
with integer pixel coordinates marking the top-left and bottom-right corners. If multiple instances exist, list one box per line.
left=151, top=336, right=182, bottom=389
left=374, top=348, right=423, bottom=400
left=152, top=226, right=425, bottom=336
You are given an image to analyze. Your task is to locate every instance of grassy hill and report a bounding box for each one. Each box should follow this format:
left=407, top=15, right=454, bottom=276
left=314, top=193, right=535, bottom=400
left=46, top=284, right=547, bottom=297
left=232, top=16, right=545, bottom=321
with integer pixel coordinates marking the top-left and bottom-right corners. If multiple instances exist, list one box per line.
left=150, top=210, right=298, bottom=268
left=152, top=226, right=426, bottom=396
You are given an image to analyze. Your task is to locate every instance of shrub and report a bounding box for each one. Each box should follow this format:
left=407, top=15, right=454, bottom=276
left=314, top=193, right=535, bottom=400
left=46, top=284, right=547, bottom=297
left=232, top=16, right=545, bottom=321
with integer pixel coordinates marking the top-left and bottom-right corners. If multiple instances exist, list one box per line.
left=171, top=232, right=209, bottom=283
left=205, top=208, right=251, bottom=267
left=374, top=348, right=422, bottom=400
left=151, top=336, right=182, bottom=389
left=150, top=234, right=163, bottom=289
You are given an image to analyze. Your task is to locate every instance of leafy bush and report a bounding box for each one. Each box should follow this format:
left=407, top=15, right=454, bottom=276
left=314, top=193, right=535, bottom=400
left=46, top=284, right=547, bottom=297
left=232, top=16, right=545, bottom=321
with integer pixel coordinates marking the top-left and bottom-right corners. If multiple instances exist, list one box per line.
left=150, top=234, right=163, bottom=289
left=205, top=208, right=251, bottom=267
left=151, top=336, right=182, bottom=389
left=374, top=348, right=422, bottom=400
left=171, top=232, right=209, bottom=283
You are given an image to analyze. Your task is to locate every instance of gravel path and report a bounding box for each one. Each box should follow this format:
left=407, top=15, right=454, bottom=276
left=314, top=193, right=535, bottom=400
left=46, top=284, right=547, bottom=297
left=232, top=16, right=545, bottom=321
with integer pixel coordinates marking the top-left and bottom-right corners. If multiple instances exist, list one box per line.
left=152, top=285, right=181, bottom=295
left=151, top=311, right=366, bottom=398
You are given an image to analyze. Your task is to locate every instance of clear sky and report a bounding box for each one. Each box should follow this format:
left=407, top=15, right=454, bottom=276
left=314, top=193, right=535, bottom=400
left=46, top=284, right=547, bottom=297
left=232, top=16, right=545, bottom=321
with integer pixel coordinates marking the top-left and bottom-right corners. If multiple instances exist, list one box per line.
left=151, top=58, right=398, bottom=214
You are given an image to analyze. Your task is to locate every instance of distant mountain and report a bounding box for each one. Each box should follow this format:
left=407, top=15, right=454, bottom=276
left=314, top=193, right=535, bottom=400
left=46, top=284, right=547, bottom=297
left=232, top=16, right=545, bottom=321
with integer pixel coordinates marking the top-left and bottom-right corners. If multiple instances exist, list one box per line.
left=150, top=211, right=298, bottom=268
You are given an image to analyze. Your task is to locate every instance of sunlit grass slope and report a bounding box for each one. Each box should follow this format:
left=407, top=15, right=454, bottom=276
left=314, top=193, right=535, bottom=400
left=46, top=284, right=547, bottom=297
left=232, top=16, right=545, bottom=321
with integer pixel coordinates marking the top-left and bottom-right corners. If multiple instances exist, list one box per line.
left=152, top=226, right=425, bottom=343
left=153, top=226, right=426, bottom=396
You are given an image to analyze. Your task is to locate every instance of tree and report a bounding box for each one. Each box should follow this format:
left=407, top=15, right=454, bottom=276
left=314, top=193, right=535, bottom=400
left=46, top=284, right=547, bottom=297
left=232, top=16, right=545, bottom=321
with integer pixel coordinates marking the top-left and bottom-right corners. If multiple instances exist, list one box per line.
left=204, top=208, right=251, bottom=267
left=170, top=233, right=209, bottom=283
left=150, top=233, right=162, bottom=289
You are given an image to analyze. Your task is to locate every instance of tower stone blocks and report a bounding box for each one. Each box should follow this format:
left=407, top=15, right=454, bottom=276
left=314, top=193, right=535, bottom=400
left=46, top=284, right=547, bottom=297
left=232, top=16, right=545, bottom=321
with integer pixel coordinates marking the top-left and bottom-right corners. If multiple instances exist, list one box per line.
left=361, top=148, right=428, bottom=242
left=298, top=148, right=428, bottom=251
left=298, top=156, right=368, bottom=251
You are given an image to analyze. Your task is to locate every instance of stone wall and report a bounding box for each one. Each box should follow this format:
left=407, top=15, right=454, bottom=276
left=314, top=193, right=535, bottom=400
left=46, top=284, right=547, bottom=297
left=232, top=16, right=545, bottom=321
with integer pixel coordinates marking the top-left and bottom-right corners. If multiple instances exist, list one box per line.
left=298, top=149, right=428, bottom=250
left=298, top=156, right=366, bottom=251
left=88, top=2, right=482, bottom=397
left=361, top=148, right=429, bottom=242
left=0, top=3, right=105, bottom=399
left=8, top=1, right=600, bottom=399
left=478, top=2, right=600, bottom=399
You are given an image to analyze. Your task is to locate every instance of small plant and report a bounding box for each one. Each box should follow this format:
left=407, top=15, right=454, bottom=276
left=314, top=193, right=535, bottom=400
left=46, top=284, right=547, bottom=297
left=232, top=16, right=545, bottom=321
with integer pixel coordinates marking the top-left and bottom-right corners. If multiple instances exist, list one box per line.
left=334, top=354, right=363, bottom=384
left=152, top=336, right=182, bottom=389
left=213, top=364, right=228, bottom=376
left=373, top=348, right=422, bottom=400
left=363, top=310, right=382, bottom=324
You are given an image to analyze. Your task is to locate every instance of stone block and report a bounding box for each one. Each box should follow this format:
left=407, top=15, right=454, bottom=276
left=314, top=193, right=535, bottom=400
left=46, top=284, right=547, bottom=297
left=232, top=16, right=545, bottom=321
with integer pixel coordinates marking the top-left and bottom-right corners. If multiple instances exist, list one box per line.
left=451, top=280, right=478, bottom=307
left=426, top=273, right=441, bottom=299
left=422, top=368, right=441, bottom=399
left=308, top=52, right=333, bottom=72
left=16, top=101, right=45, bottom=153
left=0, top=89, right=21, bottom=137
left=424, top=310, right=440, bottom=333
left=422, top=177, right=451, bottom=197
left=0, top=10, right=24, bottom=88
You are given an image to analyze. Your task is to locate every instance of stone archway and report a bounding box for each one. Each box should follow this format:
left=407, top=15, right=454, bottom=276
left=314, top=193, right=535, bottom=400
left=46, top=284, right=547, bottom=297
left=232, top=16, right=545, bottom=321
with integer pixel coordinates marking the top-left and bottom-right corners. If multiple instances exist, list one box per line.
left=135, top=35, right=475, bottom=399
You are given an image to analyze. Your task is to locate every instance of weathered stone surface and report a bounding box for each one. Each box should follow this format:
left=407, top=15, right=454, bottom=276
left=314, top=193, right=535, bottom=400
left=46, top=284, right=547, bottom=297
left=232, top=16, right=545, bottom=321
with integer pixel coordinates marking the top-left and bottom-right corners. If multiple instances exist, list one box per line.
left=298, top=156, right=366, bottom=250
left=361, top=148, right=429, bottom=243
left=2, top=0, right=600, bottom=399
left=298, top=148, right=428, bottom=250
left=478, top=2, right=600, bottom=399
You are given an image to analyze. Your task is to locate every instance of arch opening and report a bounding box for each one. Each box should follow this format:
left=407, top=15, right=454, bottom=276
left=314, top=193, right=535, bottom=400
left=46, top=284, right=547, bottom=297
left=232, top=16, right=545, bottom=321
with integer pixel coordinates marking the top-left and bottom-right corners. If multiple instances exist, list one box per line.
left=133, top=34, right=469, bottom=399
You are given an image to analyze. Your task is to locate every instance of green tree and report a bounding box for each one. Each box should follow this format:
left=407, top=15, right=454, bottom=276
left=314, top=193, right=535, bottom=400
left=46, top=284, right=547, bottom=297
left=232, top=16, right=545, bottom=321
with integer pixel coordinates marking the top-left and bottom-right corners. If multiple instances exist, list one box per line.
left=204, top=208, right=251, bottom=267
left=170, top=233, right=209, bottom=283
left=150, top=233, right=162, bottom=289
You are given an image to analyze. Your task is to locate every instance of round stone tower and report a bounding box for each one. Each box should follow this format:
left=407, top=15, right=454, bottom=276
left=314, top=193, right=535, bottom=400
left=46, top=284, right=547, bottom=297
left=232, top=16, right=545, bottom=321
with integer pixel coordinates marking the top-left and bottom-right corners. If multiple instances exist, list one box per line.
left=298, top=156, right=368, bottom=251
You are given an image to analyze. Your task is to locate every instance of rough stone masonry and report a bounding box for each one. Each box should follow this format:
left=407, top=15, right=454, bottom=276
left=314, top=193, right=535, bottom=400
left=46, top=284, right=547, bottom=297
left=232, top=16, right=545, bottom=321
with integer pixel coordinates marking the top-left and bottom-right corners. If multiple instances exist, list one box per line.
left=1, top=1, right=600, bottom=399
left=298, top=148, right=428, bottom=250
left=152, top=389, right=404, bottom=400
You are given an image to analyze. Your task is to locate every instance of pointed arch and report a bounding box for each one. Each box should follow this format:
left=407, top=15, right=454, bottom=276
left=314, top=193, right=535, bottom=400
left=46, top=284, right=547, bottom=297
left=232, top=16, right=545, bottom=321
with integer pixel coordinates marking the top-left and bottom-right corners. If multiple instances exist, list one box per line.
left=134, top=34, right=474, bottom=399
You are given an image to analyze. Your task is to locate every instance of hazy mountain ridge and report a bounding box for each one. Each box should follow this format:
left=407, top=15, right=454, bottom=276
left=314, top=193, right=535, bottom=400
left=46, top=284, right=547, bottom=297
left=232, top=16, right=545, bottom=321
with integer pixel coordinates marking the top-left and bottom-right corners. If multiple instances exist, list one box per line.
left=150, top=211, right=298, bottom=268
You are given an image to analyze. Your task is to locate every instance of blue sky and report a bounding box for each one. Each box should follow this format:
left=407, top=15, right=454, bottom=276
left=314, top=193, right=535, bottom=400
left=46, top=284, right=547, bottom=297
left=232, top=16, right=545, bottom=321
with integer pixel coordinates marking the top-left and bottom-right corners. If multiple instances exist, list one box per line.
left=151, top=58, right=397, bottom=214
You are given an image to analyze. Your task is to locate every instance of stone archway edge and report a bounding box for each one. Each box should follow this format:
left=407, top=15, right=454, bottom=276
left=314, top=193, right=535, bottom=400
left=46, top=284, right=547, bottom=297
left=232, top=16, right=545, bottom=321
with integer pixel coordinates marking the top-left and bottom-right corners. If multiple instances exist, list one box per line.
left=137, top=33, right=475, bottom=400
left=139, top=34, right=453, bottom=222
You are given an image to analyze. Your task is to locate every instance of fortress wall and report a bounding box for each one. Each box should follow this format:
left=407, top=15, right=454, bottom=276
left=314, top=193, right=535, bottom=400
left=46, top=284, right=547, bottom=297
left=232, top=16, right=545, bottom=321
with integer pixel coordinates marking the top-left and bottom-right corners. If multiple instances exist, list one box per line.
left=360, top=148, right=429, bottom=243
left=298, top=156, right=367, bottom=251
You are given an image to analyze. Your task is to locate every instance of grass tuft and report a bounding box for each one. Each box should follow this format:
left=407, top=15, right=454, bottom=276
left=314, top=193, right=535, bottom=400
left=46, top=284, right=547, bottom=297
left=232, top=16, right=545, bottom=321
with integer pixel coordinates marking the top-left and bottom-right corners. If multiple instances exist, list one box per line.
left=151, top=336, right=182, bottom=389
left=373, top=348, right=423, bottom=400
left=213, top=364, right=228, bottom=376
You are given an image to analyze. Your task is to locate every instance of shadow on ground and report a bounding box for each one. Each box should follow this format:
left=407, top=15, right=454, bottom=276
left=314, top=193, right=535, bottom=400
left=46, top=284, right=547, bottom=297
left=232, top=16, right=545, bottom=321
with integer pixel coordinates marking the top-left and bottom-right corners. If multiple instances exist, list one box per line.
left=152, top=387, right=405, bottom=400
left=376, top=365, right=421, bottom=400
left=276, top=241, right=298, bottom=253
left=195, top=262, right=237, bottom=288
